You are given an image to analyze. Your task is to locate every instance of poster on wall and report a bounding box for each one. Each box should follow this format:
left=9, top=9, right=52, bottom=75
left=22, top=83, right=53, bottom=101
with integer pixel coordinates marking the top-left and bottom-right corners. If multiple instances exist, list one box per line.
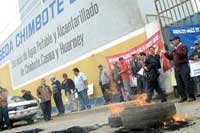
left=106, top=31, right=171, bottom=72
left=0, top=0, right=144, bottom=89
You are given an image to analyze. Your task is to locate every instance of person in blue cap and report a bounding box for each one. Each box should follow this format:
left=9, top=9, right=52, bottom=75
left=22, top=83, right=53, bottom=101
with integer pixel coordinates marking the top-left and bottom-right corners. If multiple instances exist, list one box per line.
left=163, top=36, right=196, bottom=103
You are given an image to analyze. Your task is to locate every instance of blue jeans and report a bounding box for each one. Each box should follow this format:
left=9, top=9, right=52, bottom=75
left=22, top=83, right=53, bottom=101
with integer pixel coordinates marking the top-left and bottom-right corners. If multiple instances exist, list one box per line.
left=53, top=93, right=65, bottom=113
left=0, top=107, right=11, bottom=129
left=101, top=83, right=111, bottom=103
left=40, top=101, right=52, bottom=120
left=77, top=89, right=91, bottom=110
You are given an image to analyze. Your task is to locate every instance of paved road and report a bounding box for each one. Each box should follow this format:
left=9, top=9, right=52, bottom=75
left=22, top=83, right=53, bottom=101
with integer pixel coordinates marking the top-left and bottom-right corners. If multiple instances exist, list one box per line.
left=2, top=98, right=200, bottom=133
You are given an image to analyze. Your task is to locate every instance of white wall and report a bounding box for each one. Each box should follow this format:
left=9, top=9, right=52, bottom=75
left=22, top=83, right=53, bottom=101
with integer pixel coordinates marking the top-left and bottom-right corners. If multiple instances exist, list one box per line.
left=137, top=0, right=157, bottom=23
left=18, top=0, right=41, bottom=21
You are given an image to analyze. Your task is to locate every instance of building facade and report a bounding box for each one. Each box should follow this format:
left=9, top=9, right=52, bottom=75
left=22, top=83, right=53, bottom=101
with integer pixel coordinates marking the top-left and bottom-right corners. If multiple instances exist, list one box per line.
left=1, top=0, right=191, bottom=106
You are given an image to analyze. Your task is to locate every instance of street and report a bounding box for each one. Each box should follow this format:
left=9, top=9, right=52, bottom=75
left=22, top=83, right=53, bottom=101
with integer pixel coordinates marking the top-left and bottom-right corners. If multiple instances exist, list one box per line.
left=2, top=97, right=200, bottom=133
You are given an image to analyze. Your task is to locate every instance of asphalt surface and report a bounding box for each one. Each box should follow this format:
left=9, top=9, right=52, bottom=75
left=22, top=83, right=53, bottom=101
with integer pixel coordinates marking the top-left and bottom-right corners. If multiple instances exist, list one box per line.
left=2, top=97, right=200, bottom=133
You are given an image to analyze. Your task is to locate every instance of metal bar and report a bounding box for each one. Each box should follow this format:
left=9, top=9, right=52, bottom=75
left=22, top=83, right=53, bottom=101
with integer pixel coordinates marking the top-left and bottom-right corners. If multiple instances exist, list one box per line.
left=192, top=0, right=200, bottom=22
left=185, top=0, right=193, bottom=23
left=171, top=0, right=179, bottom=24
left=157, top=0, right=166, bottom=26
left=188, top=0, right=197, bottom=24
left=162, top=0, right=170, bottom=25
left=166, top=0, right=174, bottom=23
left=188, top=0, right=196, bottom=13
left=154, top=0, right=164, bottom=27
left=193, top=0, right=199, bottom=11
left=180, top=0, right=188, bottom=19
left=158, top=0, right=190, bottom=14
left=175, top=0, right=184, bottom=22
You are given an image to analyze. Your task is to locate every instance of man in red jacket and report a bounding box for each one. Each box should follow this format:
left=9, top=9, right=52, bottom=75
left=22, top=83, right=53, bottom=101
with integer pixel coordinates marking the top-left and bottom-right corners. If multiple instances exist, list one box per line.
left=163, top=36, right=195, bottom=103
left=119, top=57, right=132, bottom=101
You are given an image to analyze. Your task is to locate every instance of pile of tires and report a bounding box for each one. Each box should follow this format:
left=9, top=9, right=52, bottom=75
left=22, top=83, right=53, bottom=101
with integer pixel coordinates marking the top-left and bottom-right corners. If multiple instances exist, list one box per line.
left=108, top=102, right=176, bottom=129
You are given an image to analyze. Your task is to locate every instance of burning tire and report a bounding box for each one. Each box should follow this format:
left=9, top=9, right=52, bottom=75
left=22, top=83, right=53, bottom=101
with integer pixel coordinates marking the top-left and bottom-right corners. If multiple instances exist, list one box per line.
left=120, top=102, right=176, bottom=129
left=108, top=115, right=122, bottom=128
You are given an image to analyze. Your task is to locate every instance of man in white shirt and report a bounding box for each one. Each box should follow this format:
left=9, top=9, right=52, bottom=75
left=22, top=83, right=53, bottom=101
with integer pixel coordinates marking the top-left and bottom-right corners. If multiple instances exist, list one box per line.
left=73, top=68, right=91, bottom=110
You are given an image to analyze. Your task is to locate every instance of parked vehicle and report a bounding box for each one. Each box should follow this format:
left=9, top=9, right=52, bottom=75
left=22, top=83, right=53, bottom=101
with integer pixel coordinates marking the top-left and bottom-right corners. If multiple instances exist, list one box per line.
left=7, top=96, right=39, bottom=126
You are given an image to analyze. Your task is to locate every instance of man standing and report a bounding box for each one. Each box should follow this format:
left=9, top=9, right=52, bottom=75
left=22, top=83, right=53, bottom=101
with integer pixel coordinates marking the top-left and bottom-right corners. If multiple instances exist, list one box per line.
left=0, top=87, right=11, bottom=130
left=190, top=40, right=200, bottom=61
left=144, top=50, right=167, bottom=103
left=130, top=54, right=143, bottom=94
left=112, top=62, right=124, bottom=102
left=164, top=36, right=196, bottom=103
left=50, top=76, right=65, bottom=116
left=138, top=52, right=148, bottom=93
left=73, top=68, right=91, bottom=110
left=130, top=54, right=142, bottom=77
left=37, top=79, right=52, bottom=121
left=190, top=40, right=200, bottom=96
left=98, top=64, right=112, bottom=104
left=149, top=47, right=167, bottom=95
left=62, top=73, right=78, bottom=112
left=118, top=57, right=132, bottom=101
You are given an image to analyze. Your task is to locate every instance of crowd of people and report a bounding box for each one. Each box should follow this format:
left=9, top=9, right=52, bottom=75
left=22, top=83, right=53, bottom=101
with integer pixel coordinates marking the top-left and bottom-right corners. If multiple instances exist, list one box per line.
left=36, top=68, right=91, bottom=121
left=99, top=36, right=200, bottom=104
left=1, top=36, right=200, bottom=130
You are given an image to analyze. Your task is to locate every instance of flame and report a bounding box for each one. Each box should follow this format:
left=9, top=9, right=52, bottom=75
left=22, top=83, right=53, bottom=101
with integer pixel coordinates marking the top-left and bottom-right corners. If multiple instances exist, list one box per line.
left=172, top=113, right=188, bottom=122
left=132, top=93, right=155, bottom=107
left=161, top=120, right=173, bottom=126
left=161, top=113, right=188, bottom=126
left=109, top=104, right=124, bottom=116
left=109, top=93, right=155, bottom=116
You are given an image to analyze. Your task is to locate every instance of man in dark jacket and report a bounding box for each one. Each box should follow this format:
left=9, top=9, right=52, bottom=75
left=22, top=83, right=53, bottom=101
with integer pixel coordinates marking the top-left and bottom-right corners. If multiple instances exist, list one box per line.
left=190, top=40, right=200, bottom=96
left=62, top=73, right=78, bottom=112
left=190, top=40, right=200, bottom=61
left=130, top=54, right=144, bottom=94
left=50, top=76, right=65, bottom=116
left=149, top=47, right=167, bottom=95
left=21, top=90, right=34, bottom=101
left=164, top=36, right=196, bottom=103
left=144, top=50, right=167, bottom=103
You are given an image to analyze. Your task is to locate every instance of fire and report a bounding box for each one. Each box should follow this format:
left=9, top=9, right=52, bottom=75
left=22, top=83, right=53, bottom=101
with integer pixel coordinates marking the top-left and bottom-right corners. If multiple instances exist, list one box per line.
left=161, top=113, right=188, bottom=126
left=109, top=104, right=124, bottom=116
left=162, top=120, right=173, bottom=126
left=172, top=113, right=188, bottom=122
left=132, top=93, right=155, bottom=107
left=108, top=93, right=155, bottom=116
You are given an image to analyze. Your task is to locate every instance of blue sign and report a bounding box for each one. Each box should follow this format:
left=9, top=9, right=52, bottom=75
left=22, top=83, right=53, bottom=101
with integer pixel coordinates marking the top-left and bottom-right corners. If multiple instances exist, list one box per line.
left=167, top=24, right=200, bottom=56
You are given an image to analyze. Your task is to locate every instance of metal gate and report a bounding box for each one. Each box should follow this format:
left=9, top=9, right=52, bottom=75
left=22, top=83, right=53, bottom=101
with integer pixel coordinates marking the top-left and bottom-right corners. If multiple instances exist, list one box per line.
left=154, top=0, right=200, bottom=44
left=155, top=0, right=200, bottom=27
left=154, top=0, right=200, bottom=95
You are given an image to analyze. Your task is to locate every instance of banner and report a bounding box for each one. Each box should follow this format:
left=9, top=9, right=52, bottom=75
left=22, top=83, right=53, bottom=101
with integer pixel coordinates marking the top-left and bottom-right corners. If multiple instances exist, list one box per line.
left=190, top=61, right=200, bottom=77
left=167, top=24, right=200, bottom=56
left=106, top=31, right=171, bottom=72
